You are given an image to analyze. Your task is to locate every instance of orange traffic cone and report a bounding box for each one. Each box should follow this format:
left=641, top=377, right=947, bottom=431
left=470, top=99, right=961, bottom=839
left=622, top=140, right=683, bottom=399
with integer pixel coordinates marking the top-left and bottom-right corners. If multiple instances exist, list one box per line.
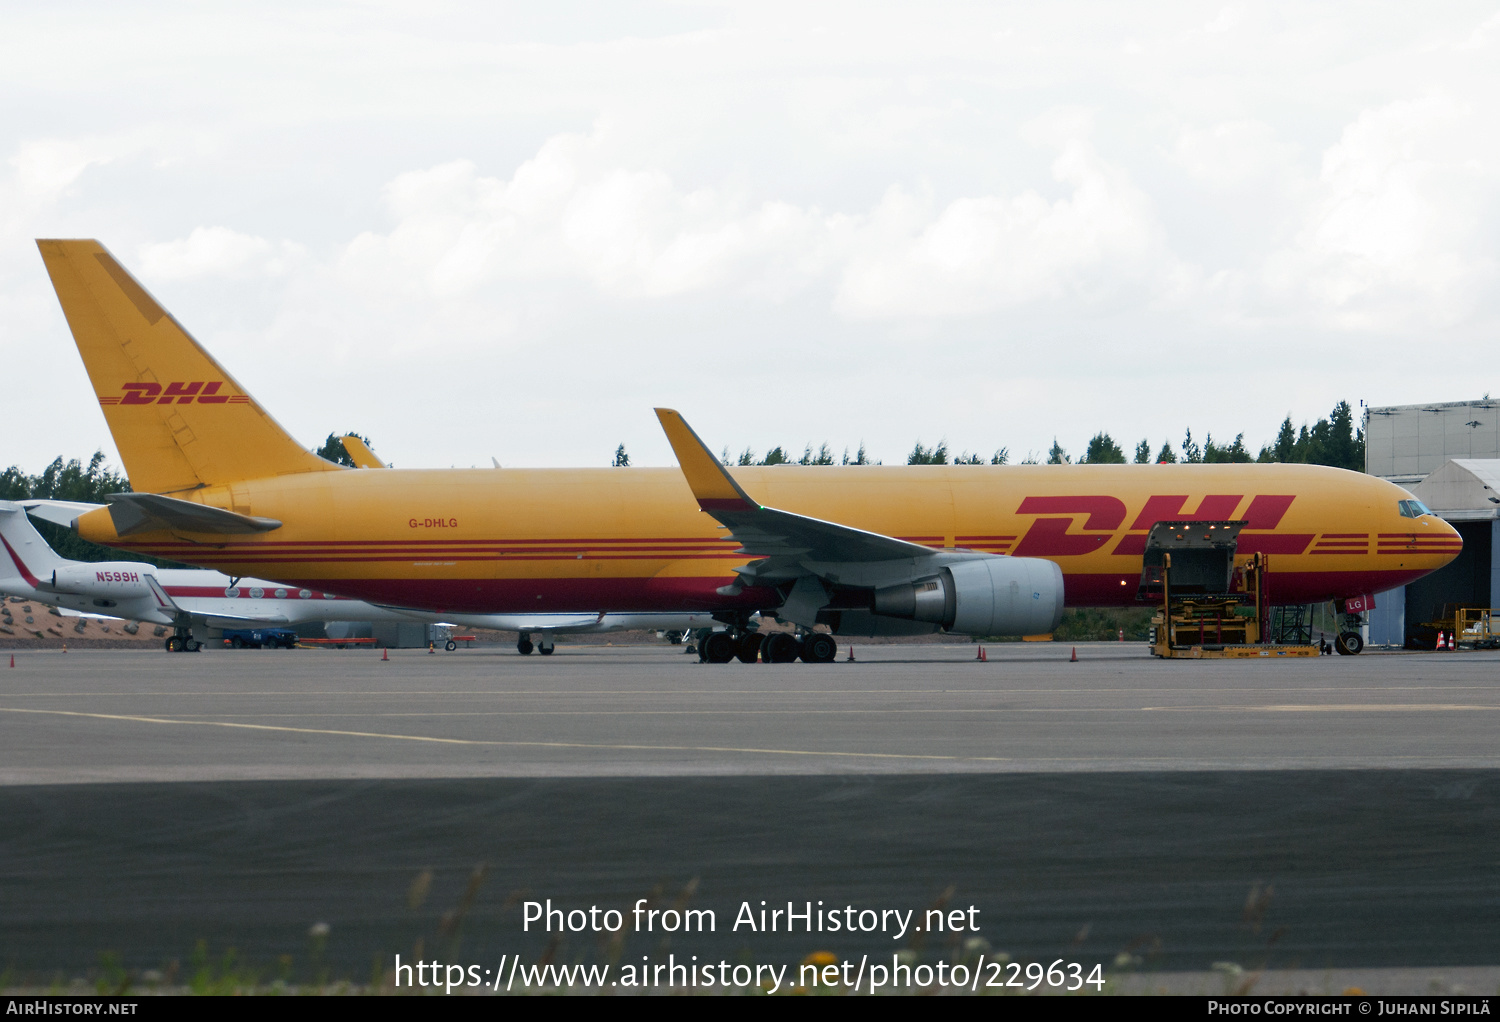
left=62, top=643, right=67, bottom=653
left=1070, top=647, right=1078, bottom=662
left=846, top=645, right=856, bottom=662
left=975, top=645, right=984, bottom=661
left=8, top=654, right=13, bottom=668
left=381, top=646, right=389, bottom=662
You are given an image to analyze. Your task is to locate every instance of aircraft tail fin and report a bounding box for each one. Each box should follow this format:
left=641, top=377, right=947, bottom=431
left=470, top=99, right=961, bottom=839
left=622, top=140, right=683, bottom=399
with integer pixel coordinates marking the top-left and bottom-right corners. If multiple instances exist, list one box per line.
left=0, top=501, right=67, bottom=590
left=36, top=239, right=339, bottom=494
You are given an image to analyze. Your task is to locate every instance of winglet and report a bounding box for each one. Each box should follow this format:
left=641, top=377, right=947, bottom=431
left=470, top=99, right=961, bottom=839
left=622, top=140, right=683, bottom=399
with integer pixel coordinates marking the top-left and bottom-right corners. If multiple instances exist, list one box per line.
left=340, top=435, right=387, bottom=469
left=654, top=409, right=759, bottom=512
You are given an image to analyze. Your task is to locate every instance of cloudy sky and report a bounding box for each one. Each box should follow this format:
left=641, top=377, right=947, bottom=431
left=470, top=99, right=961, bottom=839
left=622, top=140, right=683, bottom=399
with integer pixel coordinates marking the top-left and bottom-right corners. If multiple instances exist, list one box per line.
left=3, top=1, right=1497, bottom=473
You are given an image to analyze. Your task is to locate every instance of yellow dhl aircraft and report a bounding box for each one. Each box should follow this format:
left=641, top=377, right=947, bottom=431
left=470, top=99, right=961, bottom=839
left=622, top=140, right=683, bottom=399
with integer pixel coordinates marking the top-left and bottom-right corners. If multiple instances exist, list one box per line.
left=37, top=239, right=1461, bottom=660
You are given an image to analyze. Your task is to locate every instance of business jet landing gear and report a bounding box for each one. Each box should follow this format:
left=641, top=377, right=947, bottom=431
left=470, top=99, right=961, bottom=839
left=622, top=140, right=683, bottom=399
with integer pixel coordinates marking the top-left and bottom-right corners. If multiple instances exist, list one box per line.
left=517, top=632, right=555, bottom=655
left=164, top=628, right=201, bottom=653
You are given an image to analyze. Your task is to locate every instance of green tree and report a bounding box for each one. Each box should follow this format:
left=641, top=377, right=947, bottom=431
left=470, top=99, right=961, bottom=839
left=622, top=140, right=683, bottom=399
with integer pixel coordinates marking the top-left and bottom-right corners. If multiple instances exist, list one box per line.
left=0, top=452, right=182, bottom=565
left=1133, top=439, right=1152, bottom=464
left=762, top=446, right=789, bottom=466
left=908, top=441, right=949, bottom=465
left=1046, top=439, right=1070, bottom=465
left=991, top=448, right=1009, bottom=465
left=314, top=433, right=373, bottom=467
left=1080, top=432, right=1126, bottom=464
left=612, top=444, right=630, bottom=467
left=1180, top=428, right=1202, bottom=463
left=1155, top=442, right=1177, bottom=464
left=841, top=443, right=871, bottom=466
left=1203, top=433, right=1252, bottom=463
left=1254, top=403, right=1363, bottom=471
left=799, top=443, right=835, bottom=466
left=1271, top=416, right=1296, bottom=462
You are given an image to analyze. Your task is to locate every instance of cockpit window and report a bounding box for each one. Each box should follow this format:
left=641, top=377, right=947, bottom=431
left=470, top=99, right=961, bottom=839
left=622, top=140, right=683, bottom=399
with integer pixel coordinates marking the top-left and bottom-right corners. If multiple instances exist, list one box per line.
left=1398, top=499, right=1434, bottom=518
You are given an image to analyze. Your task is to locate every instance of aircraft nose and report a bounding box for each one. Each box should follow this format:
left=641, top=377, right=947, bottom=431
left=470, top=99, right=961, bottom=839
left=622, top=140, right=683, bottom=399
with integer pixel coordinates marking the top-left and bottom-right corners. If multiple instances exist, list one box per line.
left=1432, top=516, right=1463, bottom=564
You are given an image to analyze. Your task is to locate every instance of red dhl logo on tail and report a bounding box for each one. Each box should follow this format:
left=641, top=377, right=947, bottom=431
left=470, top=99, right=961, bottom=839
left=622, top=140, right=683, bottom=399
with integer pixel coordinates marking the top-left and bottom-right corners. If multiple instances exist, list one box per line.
left=97, top=570, right=141, bottom=582
left=99, top=382, right=249, bottom=406
left=1001, top=494, right=1311, bottom=557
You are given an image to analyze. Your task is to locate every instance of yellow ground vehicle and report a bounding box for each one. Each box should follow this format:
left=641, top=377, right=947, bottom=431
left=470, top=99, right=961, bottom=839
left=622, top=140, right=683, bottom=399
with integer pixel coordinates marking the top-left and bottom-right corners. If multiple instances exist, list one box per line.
left=1144, top=522, right=1321, bottom=659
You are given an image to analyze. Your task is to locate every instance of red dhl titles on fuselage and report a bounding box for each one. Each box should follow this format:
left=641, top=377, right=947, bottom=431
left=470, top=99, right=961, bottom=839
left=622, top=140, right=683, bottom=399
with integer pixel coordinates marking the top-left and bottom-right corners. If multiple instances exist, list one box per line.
left=81, top=462, right=1463, bottom=616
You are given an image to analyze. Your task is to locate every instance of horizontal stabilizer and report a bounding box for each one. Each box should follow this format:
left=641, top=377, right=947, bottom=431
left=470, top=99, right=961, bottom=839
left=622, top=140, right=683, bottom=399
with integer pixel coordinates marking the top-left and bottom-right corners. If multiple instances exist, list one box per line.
left=18, top=499, right=104, bottom=527
left=105, top=493, right=282, bottom=537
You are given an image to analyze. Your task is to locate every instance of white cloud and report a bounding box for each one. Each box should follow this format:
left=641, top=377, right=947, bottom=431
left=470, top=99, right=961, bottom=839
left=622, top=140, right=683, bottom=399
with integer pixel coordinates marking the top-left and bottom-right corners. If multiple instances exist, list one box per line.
left=333, top=127, right=1172, bottom=323
left=8, top=138, right=116, bottom=203
left=835, top=139, right=1169, bottom=317
left=2, top=1, right=1499, bottom=475
left=137, top=226, right=304, bottom=281
left=1264, top=94, right=1500, bottom=327
left=1170, top=120, right=1297, bottom=191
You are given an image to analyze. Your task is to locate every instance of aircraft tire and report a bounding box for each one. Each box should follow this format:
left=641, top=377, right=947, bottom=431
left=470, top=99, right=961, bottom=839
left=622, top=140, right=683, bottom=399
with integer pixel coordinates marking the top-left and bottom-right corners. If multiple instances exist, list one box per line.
left=445, top=640, right=457, bottom=652
left=517, top=639, right=534, bottom=655
left=1335, top=631, right=1364, bottom=656
left=800, top=633, right=838, bottom=663
left=701, top=631, right=736, bottom=664
left=734, top=633, right=763, bottom=663
left=187, top=640, right=201, bottom=652
left=539, top=645, right=554, bottom=656
left=762, top=633, right=801, bottom=663
left=166, top=636, right=183, bottom=653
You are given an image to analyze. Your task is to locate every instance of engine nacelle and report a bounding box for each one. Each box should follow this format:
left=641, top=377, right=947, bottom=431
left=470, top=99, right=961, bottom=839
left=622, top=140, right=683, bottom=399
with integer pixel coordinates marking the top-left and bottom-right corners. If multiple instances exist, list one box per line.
left=48, top=563, right=157, bottom=599
left=871, top=556, right=1064, bottom=636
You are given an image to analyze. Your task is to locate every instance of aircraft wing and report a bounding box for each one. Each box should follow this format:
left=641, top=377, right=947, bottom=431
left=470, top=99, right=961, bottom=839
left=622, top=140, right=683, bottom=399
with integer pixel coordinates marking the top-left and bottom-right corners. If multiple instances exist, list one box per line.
left=194, top=612, right=292, bottom=628
left=654, top=409, right=935, bottom=563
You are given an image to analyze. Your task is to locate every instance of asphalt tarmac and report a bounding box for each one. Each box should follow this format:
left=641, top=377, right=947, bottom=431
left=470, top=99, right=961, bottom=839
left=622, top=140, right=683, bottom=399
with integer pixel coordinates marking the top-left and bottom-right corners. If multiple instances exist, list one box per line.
left=3, top=643, right=1499, bottom=781
left=2, top=644, right=1497, bottom=981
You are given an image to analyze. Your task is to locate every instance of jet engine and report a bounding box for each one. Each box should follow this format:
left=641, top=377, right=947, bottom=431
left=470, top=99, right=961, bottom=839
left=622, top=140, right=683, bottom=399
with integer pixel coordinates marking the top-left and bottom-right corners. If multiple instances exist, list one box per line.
left=47, top=563, right=158, bottom=599
left=870, top=556, right=1064, bottom=636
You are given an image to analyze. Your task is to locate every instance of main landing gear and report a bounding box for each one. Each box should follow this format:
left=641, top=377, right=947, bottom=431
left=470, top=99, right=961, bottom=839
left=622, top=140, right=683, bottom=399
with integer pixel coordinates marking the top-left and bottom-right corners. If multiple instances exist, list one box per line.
left=1334, top=612, right=1365, bottom=656
left=699, top=628, right=837, bottom=665
left=516, top=632, right=555, bottom=656
left=164, top=628, right=201, bottom=653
